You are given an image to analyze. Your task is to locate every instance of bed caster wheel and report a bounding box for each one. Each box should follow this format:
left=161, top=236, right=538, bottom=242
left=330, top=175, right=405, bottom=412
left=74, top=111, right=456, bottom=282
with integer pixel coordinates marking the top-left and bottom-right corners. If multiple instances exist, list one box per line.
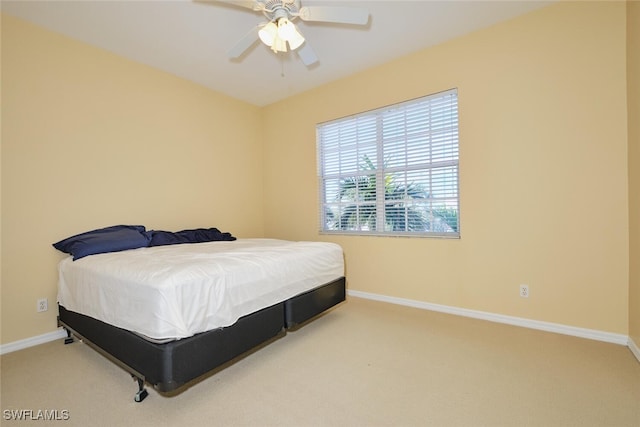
left=133, top=376, right=148, bottom=402
left=134, top=389, right=148, bottom=403
left=62, top=328, right=75, bottom=344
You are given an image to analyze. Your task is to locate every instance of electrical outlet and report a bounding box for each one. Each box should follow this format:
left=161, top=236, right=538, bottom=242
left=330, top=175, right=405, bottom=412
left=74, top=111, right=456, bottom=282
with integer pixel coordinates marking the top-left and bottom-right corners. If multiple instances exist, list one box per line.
left=37, top=298, right=48, bottom=312
left=519, top=284, right=529, bottom=298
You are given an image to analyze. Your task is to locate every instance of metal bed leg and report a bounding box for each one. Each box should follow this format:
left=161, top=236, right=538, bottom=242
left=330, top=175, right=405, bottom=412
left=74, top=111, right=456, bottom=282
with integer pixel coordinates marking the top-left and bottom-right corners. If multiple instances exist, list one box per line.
left=63, top=327, right=75, bottom=345
left=133, top=376, right=149, bottom=403
left=60, top=317, right=149, bottom=402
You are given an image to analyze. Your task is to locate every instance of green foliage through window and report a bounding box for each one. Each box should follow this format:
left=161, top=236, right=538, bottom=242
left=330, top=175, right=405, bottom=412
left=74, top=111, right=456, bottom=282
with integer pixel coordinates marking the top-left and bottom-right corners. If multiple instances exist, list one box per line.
left=318, top=89, right=459, bottom=237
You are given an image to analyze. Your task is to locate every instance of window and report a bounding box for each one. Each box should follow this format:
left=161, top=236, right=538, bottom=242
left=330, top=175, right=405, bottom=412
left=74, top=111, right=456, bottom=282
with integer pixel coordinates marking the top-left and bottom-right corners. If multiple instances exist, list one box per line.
left=317, top=89, right=459, bottom=237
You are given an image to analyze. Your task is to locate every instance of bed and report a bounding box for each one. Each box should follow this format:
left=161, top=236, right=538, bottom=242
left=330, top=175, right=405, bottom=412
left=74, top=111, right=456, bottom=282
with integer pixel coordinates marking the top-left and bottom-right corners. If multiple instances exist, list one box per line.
left=53, top=228, right=345, bottom=402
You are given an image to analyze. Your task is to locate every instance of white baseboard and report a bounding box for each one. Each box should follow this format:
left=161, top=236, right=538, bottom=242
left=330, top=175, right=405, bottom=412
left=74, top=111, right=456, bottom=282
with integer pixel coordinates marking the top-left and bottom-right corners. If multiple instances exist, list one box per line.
left=348, top=290, right=630, bottom=346
left=629, top=337, right=640, bottom=363
left=0, top=329, right=67, bottom=355
left=3, top=297, right=637, bottom=362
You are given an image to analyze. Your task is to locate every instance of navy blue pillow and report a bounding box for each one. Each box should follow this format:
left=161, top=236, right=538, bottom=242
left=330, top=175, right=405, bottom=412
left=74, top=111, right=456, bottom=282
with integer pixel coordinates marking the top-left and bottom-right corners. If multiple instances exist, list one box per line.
left=53, top=225, right=152, bottom=260
left=149, top=227, right=236, bottom=247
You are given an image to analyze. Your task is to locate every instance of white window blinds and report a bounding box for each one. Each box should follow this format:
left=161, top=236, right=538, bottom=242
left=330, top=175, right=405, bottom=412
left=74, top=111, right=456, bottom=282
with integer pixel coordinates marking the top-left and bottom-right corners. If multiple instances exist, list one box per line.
left=317, top=88, right=459, bottom=237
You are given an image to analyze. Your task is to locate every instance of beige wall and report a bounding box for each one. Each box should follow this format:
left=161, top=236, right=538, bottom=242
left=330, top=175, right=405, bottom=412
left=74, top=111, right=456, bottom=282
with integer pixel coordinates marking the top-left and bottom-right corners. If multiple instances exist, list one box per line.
left=2, top=1, right=636, bottom=346
left=628, top=0, right=640, bottom=347
left=1, top=15, right=264, bottom=344
left=263, top=1, right=630, bottom=334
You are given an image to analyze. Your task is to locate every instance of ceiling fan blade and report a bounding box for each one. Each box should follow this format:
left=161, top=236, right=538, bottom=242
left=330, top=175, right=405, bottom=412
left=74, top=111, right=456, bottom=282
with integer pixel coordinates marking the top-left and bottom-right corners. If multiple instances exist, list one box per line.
left=298, top=6, right=369, bottom=25
left=202, top=0, right=261, bottom=11
left=296, top=42, right=318, bottom=66
left=228, top=25, right=260, bottom=59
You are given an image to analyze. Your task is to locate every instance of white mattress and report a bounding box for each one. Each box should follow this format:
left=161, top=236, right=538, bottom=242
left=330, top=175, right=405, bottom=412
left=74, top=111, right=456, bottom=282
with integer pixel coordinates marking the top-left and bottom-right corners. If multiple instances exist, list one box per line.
left=57, top=239, right=344, bottom=340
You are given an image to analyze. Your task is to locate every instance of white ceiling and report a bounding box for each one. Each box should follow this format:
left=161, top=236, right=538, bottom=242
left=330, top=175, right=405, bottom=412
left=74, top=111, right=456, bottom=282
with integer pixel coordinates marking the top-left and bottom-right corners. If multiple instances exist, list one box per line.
left=1, top=0, right=552, bottom=106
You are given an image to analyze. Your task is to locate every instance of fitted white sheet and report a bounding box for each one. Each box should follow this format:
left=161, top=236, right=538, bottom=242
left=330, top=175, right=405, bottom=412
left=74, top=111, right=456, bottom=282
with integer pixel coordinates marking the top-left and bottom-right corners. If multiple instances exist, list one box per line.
left=57, top=239, right=344, bottom=340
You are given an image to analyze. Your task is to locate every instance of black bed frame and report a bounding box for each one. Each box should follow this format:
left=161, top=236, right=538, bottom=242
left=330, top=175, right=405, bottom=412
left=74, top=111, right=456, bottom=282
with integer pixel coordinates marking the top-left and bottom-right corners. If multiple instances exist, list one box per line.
left=58, top=277, right=345, bottom=402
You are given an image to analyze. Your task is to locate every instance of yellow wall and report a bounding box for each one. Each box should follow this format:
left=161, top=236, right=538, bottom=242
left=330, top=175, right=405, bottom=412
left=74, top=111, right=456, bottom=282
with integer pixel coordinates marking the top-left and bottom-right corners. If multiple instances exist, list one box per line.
left=263, top=1, right=630, bottom=334
left=1, top=15, right=264, bottom=344
left=2, top=1, right=636, bottom=345
left=628, top=0, right=640, bottom=347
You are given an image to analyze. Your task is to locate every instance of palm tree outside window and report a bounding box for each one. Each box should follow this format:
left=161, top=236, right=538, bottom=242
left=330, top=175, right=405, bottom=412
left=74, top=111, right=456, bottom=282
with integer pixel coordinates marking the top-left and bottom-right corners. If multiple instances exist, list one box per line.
left=317, top=89, right=459, bottom=237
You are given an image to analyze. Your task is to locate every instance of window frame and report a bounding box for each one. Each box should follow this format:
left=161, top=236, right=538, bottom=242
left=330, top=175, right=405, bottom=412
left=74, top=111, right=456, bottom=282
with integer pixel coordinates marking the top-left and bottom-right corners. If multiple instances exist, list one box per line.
left=316, top=88, right=460, bottom=238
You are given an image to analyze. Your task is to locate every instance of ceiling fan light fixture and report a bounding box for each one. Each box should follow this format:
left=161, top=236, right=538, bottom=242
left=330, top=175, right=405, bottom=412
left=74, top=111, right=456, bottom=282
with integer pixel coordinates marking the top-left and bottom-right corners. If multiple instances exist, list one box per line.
left=287, top=34, right=304, bottom=51
left=259, top=17, right=305, bottom=53
left=258, top=21, right=277, bottom=47
left=285, top=24, right=305, bottom=50
left=276, top=18, right=295, bottom=39
left=277, top=18, right=304, bottom=51
left=271, top=36, right=288, bottom=53
left=222, top=0, right=370, bottom=65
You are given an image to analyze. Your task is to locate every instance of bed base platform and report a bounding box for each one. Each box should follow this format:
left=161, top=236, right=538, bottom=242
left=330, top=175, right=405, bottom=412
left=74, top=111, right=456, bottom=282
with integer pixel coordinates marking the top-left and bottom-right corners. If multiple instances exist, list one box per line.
left=285, top=276, right=346, bottom=329
left=57, top=276, right=345, bottom=402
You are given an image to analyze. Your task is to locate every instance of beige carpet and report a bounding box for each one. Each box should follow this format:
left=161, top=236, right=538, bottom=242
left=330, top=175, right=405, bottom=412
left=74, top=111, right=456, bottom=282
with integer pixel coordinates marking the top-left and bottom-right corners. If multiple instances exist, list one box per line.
left=1, top=296, right=639, bottom=427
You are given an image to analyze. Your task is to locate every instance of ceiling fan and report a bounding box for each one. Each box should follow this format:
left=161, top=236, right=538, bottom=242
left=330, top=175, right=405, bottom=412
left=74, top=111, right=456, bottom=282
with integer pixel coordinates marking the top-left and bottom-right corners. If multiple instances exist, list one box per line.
left=209, top=0, right=370, bottom=66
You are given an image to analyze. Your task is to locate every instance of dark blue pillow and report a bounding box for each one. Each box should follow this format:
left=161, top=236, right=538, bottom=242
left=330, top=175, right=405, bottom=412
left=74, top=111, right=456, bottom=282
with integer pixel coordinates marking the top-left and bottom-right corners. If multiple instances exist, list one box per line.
left=149, top=227, right=236, bottom=247
left=53, top=225, right=152, bottom=260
